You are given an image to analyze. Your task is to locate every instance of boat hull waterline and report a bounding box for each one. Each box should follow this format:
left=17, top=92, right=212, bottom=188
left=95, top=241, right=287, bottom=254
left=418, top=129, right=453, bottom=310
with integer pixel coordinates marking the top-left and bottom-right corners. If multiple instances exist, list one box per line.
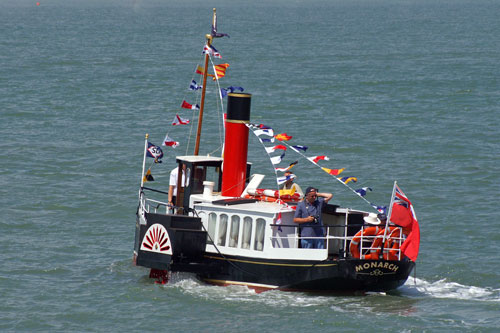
left=133, top=210, right=415, bottom=293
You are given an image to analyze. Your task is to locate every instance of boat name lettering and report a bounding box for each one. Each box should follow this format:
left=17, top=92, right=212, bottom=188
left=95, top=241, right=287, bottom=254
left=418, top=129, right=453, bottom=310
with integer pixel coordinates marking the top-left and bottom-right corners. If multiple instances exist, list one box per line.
left=355, top=262, right=399, bottom=273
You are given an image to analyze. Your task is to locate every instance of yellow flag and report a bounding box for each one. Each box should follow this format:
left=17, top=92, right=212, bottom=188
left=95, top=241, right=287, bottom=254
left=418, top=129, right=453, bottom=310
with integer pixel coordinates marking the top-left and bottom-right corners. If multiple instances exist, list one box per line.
left=322, top=167, right=345, bottom=176
left=143, top=169, right=154, bottom=182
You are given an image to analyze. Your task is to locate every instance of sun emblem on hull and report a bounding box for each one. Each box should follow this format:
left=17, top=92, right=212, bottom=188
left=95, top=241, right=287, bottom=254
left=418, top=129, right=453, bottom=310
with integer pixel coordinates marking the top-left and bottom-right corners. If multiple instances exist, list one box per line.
left=140, top=224, right=173, bottom=255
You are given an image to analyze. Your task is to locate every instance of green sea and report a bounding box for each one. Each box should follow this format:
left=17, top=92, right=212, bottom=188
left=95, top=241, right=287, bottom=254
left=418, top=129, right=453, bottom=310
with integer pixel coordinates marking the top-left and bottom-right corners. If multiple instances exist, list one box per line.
left=1, top=0, right=499, bottom=331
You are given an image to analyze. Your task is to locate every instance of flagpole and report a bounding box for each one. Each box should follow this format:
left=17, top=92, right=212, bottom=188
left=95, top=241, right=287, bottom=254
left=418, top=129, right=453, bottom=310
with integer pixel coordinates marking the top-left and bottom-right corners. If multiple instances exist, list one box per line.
left=194, top=9, right=216, bottom=156
left=140, top=134, right=148, bottom=188
left=381, top=180, right=397, bottom=251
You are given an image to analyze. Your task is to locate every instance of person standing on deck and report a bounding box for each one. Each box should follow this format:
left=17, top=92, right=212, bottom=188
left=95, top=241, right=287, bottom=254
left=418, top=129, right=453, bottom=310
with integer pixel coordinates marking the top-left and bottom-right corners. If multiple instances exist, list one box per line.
left=279, top=171, right=304, bottom=197
left=293, top=187, right=333, bottom=249
left=168, top=164, right=188, bottom=207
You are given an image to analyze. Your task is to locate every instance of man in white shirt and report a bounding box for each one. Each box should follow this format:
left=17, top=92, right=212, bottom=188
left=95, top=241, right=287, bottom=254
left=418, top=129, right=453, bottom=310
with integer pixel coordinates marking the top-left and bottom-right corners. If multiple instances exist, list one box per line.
left=168, top=164, right=188, bottom=206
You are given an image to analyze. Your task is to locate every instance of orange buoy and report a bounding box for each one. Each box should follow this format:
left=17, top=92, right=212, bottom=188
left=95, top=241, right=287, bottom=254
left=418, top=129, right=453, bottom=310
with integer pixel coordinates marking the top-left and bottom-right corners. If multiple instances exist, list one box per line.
left=349, top=226, right=381, bottom=259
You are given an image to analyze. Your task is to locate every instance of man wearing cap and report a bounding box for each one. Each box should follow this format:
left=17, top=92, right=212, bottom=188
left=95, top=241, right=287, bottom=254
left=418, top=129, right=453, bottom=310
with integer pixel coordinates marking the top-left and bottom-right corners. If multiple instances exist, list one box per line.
left=279, top=171, right=304, bottom=197
left=293, top=187, right=333, bottom=249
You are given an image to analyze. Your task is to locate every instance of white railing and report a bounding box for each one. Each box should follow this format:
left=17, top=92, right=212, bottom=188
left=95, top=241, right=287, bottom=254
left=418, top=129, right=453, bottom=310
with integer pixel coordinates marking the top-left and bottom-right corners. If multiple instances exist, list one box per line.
left=139, top=191, right=173, bottom=215
left=269, top=224, right=405, bottom=260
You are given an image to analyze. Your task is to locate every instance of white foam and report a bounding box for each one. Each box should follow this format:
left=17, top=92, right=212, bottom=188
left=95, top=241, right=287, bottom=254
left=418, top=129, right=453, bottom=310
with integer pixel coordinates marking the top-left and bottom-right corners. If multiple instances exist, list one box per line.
left=400, top=277, right=500, bottom=302
left=160, top=272, right=500, bottom=304
left=163, top=273, right=333, bottom=307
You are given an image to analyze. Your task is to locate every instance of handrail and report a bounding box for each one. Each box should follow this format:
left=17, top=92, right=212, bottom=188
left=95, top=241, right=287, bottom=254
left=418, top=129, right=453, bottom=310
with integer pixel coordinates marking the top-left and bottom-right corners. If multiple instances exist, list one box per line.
left=142, top=186, right=169, bottom=196
left=142, top=197, right=172, bottom=214
left=269, top=223, right=374, bottom=228
left=270, top=223, right=405, bottom=260
left=270, top=235, right=357, bottom=240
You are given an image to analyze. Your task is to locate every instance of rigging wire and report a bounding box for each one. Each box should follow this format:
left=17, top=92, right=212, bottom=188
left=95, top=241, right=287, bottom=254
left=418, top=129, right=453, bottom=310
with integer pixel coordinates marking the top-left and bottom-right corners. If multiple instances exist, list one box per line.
left=183, top=48, right=206, bottom=155
left=178, top=46, right=226, bottom=157
left=207, top=54, right=225, bottom=152
left=281, top=140, right=378, bottom=212
left=246, top=125, right=289, bottom=205
left=246, top=124, right=378, bottom=213
left=190, top=208, right=259, bottom=277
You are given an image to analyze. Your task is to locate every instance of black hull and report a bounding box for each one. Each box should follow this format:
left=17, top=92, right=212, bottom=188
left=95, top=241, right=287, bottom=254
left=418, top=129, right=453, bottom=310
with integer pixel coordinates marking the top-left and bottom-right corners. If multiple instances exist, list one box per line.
left=135, top=211, right=415, bottom=293
left=170, top=254, right=414, bottom=293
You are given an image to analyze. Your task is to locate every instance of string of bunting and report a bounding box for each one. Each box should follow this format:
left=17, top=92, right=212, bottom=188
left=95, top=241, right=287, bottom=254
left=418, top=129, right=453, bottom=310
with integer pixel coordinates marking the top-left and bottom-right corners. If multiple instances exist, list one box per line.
left=143, top=40, right=386, bottom=212
left=159, top=41, right=245, bottom=157
left=144, top=18, right=234, bottom=182
left=246, top=124, right=290, bottom=207
left=247, top=123, right=387, bottom=214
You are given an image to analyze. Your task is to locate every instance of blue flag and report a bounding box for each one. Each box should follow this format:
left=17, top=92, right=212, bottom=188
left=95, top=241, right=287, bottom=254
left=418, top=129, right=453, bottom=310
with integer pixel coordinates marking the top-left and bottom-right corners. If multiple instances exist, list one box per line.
left=189, top=80, right=202, bottom=91
left=146, top=142, right=163, bottom=162
left=371, top=203, right=387, bottom=214
left=227, top=86, right=244, bottom=93
left=291, top=145, right=308, bottom=152
left=355, top=187, right=372, bottom=197
left=221, top=86, right=244, bottom=98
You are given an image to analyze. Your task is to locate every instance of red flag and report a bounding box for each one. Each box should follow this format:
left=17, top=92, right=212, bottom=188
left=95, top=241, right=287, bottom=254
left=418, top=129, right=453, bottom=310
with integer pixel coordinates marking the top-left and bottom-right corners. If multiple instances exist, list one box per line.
left=172, top=114, right=190, bottom=126
left=390, top=201, right=413, bottom=228
left=275, top=212, right=283, bottom=232
left=390, top=185, right=420, bottom=262
left=162, top=134, right=179, bottom=148
left=321, top=167, right=344, bottom=176
left=276, top=212, right=282, bottom=225
left=181, top=100, right=199, bottom=110
left=275, top=133, right=292, bottom=141
left=265, top=144, right=287, bottom=153
left=308, top=155, right=329, bottom=164
left=203, top=44, right=221, bottom=58
left=400, top=220, right=420, bottom=262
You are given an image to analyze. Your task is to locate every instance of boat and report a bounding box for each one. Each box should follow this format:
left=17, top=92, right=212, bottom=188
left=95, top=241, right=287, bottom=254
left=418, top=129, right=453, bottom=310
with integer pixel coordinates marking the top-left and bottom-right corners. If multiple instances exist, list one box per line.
left=133, top=9, right=420, bottom=293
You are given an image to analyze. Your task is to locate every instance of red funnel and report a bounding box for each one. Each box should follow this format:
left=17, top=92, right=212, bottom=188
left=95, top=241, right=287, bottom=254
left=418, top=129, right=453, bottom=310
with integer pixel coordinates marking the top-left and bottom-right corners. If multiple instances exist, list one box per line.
left=221, top=93, right=251, bottom=197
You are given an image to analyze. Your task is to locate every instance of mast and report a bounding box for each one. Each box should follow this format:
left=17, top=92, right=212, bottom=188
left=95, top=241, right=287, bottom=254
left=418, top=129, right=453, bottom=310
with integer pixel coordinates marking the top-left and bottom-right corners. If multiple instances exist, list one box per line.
left=194, top=8, right=216, bottom=156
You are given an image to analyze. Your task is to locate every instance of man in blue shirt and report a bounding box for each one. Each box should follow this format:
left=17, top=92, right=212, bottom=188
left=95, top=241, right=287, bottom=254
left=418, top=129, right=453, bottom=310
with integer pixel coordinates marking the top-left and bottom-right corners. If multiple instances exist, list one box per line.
left=293, top=187, right=333, bottom=249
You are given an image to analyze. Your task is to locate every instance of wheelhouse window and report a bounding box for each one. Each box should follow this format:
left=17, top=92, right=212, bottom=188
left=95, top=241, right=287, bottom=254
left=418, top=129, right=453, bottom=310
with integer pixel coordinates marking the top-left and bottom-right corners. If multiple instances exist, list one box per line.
left=205, top=166, right=222, bottom=193
left=191, top=165, right=206, bottom=194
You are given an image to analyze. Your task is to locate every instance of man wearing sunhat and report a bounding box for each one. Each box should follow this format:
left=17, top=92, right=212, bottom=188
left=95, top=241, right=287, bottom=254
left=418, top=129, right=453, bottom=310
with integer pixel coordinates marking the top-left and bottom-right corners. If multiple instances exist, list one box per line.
left=279, top=171, right=304, bottom=197
left=293, top=187, right=333, bottom=249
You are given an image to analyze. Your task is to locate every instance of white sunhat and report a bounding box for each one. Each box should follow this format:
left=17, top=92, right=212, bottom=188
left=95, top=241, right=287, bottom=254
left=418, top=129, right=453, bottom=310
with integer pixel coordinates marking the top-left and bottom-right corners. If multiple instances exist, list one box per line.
left=363, top=213, right=381, bottom=225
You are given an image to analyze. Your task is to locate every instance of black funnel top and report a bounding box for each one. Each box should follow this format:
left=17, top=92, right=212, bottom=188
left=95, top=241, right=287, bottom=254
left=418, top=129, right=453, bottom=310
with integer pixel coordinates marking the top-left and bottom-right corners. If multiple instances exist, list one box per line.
left=227, top=93, right=251, bottom=121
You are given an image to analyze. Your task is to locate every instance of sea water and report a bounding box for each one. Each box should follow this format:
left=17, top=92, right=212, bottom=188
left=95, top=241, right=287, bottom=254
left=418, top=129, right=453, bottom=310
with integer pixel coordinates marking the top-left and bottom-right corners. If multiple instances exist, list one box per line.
left=1, top=0, right=499, bottom=331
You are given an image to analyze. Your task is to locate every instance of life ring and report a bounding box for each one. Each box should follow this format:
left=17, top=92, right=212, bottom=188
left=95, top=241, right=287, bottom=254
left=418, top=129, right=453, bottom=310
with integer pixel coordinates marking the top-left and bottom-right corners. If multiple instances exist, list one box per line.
left=382, top=227, right=402, bottom=261
left=358, top=226, right=405, bottom=260
left=361, top=228, right=386, bottom=260
left=360, top=226, right=401, bottom=260
left=349, top=226, right=382, bottom=259
left=244, top=188, right=302, bottom=204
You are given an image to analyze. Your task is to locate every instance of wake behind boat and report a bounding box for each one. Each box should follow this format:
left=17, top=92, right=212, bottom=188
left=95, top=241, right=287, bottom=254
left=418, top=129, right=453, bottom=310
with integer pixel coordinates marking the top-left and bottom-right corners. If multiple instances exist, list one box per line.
left=133, top=9, right=420, bottom=293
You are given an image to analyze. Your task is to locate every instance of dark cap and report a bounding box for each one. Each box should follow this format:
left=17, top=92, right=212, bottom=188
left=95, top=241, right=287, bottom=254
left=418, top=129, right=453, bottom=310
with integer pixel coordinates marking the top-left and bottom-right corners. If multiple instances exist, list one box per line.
left=305, top=187, right=317, bottom=195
